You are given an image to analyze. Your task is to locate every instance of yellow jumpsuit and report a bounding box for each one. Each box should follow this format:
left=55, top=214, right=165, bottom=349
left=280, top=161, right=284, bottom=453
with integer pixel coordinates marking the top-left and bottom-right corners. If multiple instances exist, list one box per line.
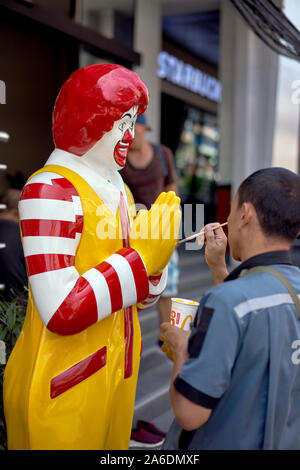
left=4, top=164, right=143, bottom=450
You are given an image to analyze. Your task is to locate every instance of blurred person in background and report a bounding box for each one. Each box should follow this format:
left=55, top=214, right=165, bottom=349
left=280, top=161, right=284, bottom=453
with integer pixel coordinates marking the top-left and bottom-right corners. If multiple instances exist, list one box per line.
left=121, top=114, right=180, bottom=328
left=0, top=189, right=27, bottom=300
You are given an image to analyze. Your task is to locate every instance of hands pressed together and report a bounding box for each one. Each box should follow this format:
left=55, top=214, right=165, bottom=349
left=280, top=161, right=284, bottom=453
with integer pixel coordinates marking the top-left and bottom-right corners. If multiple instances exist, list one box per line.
left=129, top=191, right=181, bottom=276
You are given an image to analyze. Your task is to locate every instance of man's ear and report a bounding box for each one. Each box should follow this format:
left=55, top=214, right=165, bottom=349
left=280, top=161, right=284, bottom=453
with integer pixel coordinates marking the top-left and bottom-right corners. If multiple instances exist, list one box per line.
left=240, top=202, right=255, bottom=227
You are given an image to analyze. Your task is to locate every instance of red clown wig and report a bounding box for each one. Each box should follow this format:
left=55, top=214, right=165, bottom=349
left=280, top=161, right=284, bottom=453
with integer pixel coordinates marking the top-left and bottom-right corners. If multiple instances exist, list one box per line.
left=52, top=64, right=149, bottom=156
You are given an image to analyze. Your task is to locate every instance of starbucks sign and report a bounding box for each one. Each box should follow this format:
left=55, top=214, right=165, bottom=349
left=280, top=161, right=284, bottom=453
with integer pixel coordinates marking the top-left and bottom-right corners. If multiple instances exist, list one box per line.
left=157, top=51, right=222, bottom=104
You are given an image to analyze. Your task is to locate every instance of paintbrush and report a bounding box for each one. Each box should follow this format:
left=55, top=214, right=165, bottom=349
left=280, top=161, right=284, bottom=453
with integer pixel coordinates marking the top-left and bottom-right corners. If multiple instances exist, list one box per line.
left=177, top=222, right=228, bottom=245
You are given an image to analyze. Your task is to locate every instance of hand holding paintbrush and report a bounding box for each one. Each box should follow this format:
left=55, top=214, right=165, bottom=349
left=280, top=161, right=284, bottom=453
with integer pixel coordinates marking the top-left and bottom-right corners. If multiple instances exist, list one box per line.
left=177, top=222, right=228, bottom=246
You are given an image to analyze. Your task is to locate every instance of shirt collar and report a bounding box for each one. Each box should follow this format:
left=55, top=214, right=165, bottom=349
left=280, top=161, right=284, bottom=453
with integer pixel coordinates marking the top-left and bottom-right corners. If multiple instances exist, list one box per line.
left=224, top=250, right=293, bottom=282
left=45, top=149, right=128, bottom=215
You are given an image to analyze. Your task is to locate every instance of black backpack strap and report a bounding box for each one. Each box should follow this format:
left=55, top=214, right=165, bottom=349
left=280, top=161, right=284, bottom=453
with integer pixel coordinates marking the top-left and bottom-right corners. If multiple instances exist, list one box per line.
left=241, top=265, right=300, bottom=319
left=151, top=144, right=168, bottom=178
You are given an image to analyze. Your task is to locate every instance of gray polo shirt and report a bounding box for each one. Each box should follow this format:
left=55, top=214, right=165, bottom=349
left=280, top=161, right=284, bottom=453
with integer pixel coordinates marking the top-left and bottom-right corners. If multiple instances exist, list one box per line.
left=162, top=251, right=300, bottom=450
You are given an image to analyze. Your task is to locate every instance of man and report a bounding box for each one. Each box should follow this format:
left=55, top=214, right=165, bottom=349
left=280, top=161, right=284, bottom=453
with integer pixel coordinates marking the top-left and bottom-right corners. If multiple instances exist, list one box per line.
left=0, top=189, right=27, bottom=300
left=121, top=114, right=179, bottom=324
left=160, top=167, right=300, bottom=450
left=4, top=64, right=181, bottom=450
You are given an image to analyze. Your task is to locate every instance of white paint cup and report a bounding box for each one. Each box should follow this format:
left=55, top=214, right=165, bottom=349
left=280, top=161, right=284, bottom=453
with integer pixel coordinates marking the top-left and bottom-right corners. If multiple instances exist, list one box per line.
left=170, top=298, right=199, bottom=331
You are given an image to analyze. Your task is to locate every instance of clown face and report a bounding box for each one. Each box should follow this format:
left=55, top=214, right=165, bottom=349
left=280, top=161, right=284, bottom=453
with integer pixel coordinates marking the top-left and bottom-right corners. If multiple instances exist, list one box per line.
left=83, top=105, right=138, bottom=172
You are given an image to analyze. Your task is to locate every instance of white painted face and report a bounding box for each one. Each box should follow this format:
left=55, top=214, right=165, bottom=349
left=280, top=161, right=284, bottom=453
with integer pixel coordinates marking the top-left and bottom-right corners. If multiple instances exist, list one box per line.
left=83, top=105, right=138, bottom=172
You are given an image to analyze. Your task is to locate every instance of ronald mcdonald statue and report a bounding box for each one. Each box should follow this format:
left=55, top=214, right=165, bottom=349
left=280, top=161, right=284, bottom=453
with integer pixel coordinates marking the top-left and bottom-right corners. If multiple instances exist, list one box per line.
left=3, top=64, right=181, bottom=450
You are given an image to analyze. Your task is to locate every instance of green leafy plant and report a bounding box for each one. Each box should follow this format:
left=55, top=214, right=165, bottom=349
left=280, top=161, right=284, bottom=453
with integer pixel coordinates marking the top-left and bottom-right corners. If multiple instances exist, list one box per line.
left=0, top=291, right=27, bottom=449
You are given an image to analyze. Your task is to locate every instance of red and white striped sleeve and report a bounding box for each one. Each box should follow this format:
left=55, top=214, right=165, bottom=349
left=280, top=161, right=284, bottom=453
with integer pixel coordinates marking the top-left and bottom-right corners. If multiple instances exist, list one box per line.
left=19, top=172, right=149, bottom=336
left=137, top=267, right=168, bottom=311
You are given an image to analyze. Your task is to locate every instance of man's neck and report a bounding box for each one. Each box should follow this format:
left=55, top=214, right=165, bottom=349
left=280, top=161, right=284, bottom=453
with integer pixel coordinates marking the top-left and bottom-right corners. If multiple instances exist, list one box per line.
left=239, top=239, right=291, bottom=263
left=210, top=235, right=292, bottom=286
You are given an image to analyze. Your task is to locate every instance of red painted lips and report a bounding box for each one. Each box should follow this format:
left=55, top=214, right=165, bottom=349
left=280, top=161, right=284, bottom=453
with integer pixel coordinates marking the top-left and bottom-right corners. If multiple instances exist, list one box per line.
left=114, top=129, right=133, bottom=167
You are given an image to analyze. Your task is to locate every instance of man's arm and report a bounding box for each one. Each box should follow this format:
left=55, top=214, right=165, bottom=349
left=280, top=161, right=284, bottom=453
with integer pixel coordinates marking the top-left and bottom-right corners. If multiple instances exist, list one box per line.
left=159, top=291, right=241, bottom=433
left=204, top=224, right=229, bottom=285
left=159, top=323, right=212, bottom=431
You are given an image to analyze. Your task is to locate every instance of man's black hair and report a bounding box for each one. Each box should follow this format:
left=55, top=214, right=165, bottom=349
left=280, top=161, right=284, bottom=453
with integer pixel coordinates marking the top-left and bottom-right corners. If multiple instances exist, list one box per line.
left=237, top=167, right=300, bottom=242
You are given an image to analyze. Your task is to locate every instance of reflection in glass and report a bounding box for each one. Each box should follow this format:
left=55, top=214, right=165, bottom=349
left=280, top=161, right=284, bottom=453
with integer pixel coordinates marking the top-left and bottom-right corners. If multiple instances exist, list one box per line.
left=175, top=107, right=219, bottom=221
